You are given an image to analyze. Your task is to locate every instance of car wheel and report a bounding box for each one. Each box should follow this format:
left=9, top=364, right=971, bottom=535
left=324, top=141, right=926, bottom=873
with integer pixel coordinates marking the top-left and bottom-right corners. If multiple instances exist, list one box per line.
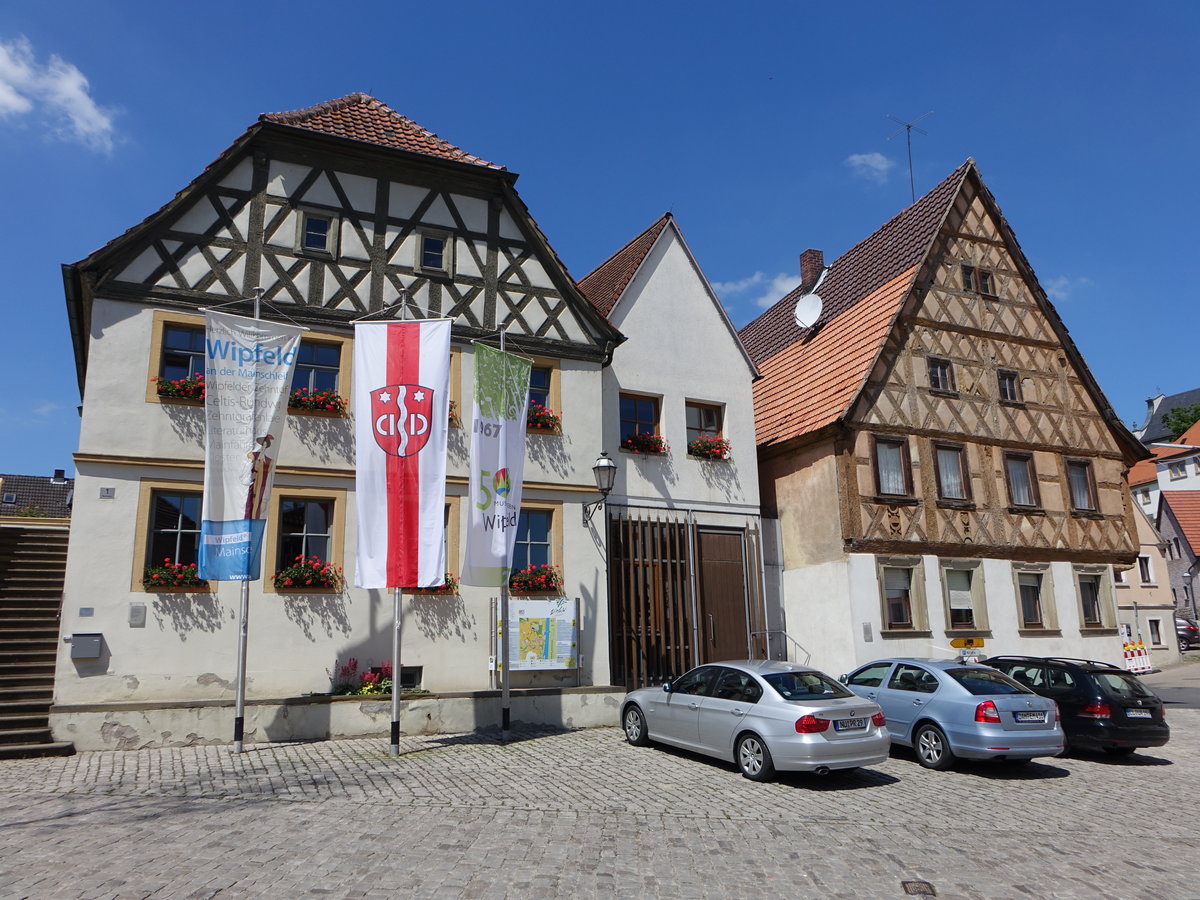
left=1104, top=746, right=1137, bottom=757
left=622, top=705, right=650, bottom=747
left=735, top=733, right=776, bottom=782
left=914, top=723, right=956, bottom=770
left=1181, top=638, right=1190, bottom=654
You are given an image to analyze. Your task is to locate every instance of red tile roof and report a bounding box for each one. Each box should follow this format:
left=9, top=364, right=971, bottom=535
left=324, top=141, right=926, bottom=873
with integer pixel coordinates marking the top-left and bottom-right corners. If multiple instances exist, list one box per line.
left=753, top=268, right=917, bottom=445
left=1130, top=420, right=1200, bottom=485
left=740, top=161, right=971, bottom=366
left=1161, top=491, right=1200, bottom=553
left=261, top=93, right=503, bottom=170
left=577, top=213, right=672, bottom=317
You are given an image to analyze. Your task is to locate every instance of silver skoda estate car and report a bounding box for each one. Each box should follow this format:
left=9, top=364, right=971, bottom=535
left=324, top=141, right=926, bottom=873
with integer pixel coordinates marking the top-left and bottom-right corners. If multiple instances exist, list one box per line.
left=621, top=660, right=890, bottom=781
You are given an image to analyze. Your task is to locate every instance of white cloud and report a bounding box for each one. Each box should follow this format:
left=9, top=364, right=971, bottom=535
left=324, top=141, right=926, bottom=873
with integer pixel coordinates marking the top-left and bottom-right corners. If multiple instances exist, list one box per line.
left=845, top=152, right=894, bottom=185
left=714, top=270, right=802, bottom=310
left=33, top=402, right=61, bottom=417
left=1043, top=275, right=1093, bottom=302
left=0, top=36, right=115, bottom=152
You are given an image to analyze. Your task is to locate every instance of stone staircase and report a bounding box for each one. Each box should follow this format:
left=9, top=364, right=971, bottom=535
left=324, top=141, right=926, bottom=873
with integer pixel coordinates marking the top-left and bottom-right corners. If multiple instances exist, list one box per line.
left=0, top=524, right=75, bottom=758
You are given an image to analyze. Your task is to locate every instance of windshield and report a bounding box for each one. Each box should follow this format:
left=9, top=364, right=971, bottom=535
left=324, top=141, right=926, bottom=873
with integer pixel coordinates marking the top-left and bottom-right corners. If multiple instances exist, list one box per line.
left=764, top=671, right=854, bottom=701
left=947, top=668, right=1030, bottom=696
left=1095, top=671, right=1156, bottom=700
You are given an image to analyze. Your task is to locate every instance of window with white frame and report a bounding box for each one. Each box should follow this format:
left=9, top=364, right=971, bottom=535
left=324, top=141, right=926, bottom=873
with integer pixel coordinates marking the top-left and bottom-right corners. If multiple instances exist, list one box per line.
left=1066, top=459, right=1097, bottom=511
left=297, top=210, right=338, bottom=256
left=1018, top=572, right=1045, bottom=628
left=1004, top=453, right=1040, bottom=508
left=934, top=443, right=970, bottom=501
left=1149, top=618, right=1162, bottom=645
left=879, top=559, right=927, bottom=632
left=927, top=357, right=956, bottom=393
left=942, top=562, right=987, bottom=631
left=1078, top=574, right=1103, bottom=627
left=1168, top=460, right=1187, bottom=480
left=1013, top=564, right=1057, bottom=631
left=873, top=436, right=912, bottom=497
left=1138, top=490, right=1151, bottom=505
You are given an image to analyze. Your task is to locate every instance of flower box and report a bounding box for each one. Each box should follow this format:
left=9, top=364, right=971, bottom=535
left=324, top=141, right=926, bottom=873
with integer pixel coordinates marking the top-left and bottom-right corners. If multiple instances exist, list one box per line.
left=527, top=404, right=562, bottom=432
left=142, top=559, right=209, bottom=590
left=272, top=555, right=344, bottom=591
left=288, top=388, right=348, bottom=415
left=152, top=375, right=205, bottom=401
left=509, top=564, right=563, bottom=594
left=621, top=432, right=670, bottom=455
left=688, top=435, right=731, bottom=460
left=407, top=573, right=460, bottom=595
left=330, top=658, right=394, bottom=696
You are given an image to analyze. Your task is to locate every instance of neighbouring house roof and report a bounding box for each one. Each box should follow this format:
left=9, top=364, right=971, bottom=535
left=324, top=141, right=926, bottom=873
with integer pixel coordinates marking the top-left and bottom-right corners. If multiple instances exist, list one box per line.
left=741, top=159, right=1147, bottom=463
left=0, top=473, right=74, bottom=518
left=1131, top=420, right=1200, bottom=486
left=578, top=213, right=672, bottom=318
left=739, top=161, right=971, bottom=367
left=260, top=93, right=504, bottom=170
left=1160, top=491, right=1200, bottom=554
left=1137, top=386, right=1200, bottom=445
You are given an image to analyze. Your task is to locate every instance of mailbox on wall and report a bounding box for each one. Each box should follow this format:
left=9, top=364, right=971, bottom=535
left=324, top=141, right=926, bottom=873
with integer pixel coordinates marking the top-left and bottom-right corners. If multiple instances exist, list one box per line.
left=70, top=633, right=104, bottom=659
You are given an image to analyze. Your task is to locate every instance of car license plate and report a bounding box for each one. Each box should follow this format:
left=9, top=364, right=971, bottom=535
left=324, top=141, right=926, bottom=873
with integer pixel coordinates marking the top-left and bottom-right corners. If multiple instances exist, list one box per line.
left=834, top=717, right=867, bottom=731
left=1126, top=708, right=1152, bottom=718
left=1015, top=711, right=1046, bottom=723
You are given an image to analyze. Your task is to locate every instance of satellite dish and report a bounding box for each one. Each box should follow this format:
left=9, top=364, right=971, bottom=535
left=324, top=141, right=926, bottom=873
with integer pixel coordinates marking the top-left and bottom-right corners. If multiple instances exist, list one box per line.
left=793, top=293, right=824, bottom=329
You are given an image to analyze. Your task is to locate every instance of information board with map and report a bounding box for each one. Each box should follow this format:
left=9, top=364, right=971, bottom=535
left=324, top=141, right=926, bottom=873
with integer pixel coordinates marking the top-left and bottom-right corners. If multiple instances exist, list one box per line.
left=500, top=597, right=578, bottom=670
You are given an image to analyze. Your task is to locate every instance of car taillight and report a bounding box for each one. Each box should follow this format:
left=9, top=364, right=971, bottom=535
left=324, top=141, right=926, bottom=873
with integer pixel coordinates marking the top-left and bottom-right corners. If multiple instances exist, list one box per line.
left=1080, top=701, right=1112, bottom=719
left=795, top=714, right=830, bottom=733
left=975, top=700, right=1001, bottom=723
left=871, top=711, right=886, bottom=727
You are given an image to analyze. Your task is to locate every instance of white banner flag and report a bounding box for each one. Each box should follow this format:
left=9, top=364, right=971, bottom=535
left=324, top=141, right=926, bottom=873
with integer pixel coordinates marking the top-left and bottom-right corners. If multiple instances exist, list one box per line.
left=354, top=319, right=452, bottom=589
left=461, top=343, right=531, bottom=587
left=198, top=311, right=301, bottom=581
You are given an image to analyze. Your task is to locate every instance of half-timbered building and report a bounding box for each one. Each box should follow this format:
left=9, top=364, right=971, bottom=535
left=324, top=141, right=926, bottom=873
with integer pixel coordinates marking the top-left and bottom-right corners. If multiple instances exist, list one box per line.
left=55, top=94, right=636, bottom=748
left=740, top=160, right=1149, bottom=675
left=578, top=214, right=765, bottom=689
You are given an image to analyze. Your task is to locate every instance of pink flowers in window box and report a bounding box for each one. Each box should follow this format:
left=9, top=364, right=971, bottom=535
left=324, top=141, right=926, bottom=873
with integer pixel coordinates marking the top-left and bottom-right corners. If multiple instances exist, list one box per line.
left=509, top=564, right=564, bottom=594
left=688, top=435, right=731, bottom=460
left=621, top=432, right=669, bottom=455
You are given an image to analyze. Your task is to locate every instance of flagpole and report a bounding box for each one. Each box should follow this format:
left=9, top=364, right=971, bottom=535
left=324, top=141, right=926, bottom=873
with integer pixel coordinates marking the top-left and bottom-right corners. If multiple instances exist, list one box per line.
left=232, top=286, right=265, bottom=754
left=501, top=583, right=511, bottom=743
left=390, top=586, right=402, bottom=756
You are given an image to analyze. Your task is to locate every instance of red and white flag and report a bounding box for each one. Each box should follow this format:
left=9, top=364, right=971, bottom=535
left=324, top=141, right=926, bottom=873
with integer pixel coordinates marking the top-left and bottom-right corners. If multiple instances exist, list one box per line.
left=354, top=320, right=452, bottom=589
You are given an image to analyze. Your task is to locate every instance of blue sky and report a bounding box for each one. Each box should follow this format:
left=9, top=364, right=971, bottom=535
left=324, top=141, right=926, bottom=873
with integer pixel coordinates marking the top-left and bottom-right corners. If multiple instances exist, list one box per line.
left=2, top=1, right=1196, bottom=476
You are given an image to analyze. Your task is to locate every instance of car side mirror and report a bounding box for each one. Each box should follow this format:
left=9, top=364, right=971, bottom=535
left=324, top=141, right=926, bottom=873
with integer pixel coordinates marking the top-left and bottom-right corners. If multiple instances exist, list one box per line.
left=838, top=674, right=849, bottom=684
left=661, top=682, right=672, bottom=693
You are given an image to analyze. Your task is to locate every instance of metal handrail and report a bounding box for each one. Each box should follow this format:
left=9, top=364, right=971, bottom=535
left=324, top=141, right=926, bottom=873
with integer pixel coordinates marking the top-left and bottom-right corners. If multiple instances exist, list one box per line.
left=750, top=630, right=812, bottom=666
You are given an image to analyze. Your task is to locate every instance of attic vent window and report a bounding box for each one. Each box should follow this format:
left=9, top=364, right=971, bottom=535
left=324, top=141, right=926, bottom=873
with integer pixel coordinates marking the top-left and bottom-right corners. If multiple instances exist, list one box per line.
left=2, top=493, right=15, bottom=504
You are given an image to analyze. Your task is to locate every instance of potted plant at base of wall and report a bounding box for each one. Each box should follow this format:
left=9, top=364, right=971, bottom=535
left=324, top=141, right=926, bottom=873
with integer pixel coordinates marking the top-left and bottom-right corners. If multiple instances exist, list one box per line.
left=526, top=403, right=562, bottom=433
left=330, top=658, right=394, bottom=696
left=407, top=573, right=460, bottom=595
left=151, top=375, right=205, bottom=401
left=621, top=432, right=669, bottom=455
left=688, top=435, right=731, bottom=461
left=288, top=388, right=348, bottom=416
left=142, top=559, right=209, bottom=590
left=272, top=555, right=344, bottom=591
left=509, top=564, right=564, bottom=594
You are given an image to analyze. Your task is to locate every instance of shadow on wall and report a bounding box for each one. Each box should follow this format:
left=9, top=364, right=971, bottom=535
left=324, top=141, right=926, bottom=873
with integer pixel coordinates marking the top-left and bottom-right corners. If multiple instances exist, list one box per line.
left=281, top=590, right=353, bottom=641
left=411, top=592, right=480, bottom=643
left=159, top=402, right=205, bottom=447
left=527, top=429, right=572, bottom=479
left=695, top=456, right=743, bottom=502
left=625, top=449, right=680, bottom=496
left=448, top=424, right=468, bottom=462
left=151, top=590, right=232, bottom=640
left=288, top=411, right=353, bottom=465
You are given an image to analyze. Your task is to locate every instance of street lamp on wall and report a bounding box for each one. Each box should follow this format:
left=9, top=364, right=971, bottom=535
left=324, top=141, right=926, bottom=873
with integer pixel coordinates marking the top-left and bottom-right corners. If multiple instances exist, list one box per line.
left=583, top=452, right=617, bottom=526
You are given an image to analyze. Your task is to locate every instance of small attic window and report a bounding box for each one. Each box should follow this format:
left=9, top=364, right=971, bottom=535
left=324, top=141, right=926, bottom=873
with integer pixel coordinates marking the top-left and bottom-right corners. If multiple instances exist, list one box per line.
left=961, top=264, right=995, bottom=296
left=296, top=209, right=339, bottom=257
left=2, top=493, right=15, bottom=504
left=418, top=231, right=453, bottom=276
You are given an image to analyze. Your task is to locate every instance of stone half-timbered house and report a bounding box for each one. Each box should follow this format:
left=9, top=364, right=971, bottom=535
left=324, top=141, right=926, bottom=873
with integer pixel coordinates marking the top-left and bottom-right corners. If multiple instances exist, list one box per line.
left=740, top=159, right=1149, bottom=677
left=577, top=214, right=765, bottom=689
left=55, top=94, right=630, bottom=749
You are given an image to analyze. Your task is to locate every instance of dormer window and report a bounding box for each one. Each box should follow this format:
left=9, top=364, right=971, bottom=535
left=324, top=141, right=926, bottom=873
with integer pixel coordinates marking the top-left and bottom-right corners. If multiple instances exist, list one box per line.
left=961, top=264, right=995, bottom=296
left=418, top=231, right=452, bottom=276
left=297, top=209, right=338, bottom=256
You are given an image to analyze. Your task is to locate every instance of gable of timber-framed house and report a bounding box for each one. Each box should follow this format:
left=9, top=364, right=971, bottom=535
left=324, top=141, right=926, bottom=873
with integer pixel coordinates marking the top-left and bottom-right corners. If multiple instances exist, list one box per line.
left=54, top=94, right=627, bottom=749
left=741, top=159, right=1149, bottom=676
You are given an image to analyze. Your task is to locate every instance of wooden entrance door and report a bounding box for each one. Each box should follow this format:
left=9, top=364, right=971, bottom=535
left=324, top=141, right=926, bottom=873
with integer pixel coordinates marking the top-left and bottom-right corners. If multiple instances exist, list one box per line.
left=695, top=530, right=750, bottom=662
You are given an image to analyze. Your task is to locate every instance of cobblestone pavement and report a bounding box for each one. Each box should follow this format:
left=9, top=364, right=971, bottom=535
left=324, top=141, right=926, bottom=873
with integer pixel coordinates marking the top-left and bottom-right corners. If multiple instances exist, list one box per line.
left=2, top=709, right=1198, bottom=900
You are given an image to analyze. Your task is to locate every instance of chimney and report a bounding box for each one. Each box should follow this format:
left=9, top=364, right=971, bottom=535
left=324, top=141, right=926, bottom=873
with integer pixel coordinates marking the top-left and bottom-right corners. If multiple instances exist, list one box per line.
left=799, top=249, right=824, bottom=290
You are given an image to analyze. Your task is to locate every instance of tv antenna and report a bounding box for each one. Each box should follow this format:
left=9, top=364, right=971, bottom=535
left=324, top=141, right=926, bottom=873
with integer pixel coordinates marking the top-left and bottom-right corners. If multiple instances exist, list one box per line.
left=886, top=111, right=932, bottom=203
